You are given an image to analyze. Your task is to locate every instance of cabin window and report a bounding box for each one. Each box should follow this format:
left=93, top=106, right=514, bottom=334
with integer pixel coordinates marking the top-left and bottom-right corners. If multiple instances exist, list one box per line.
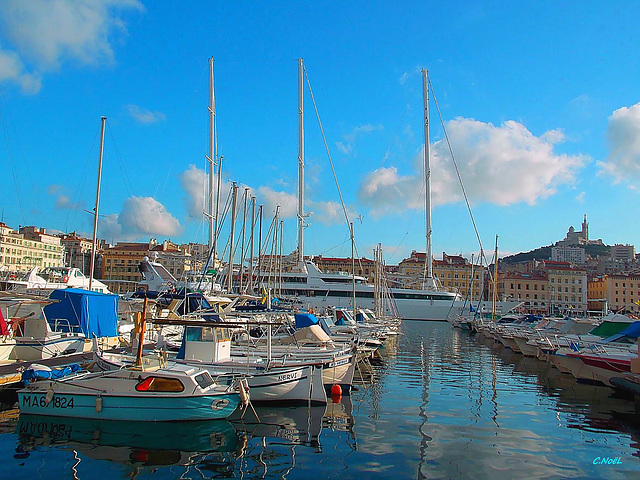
left=194, top=372, right=214, bottom=389
left=135, top=376, right=184, bottom=392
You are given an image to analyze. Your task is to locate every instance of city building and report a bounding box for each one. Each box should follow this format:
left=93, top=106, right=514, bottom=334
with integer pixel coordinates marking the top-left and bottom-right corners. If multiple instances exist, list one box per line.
left=0, top=224, right=64, bottom=272
left=551, top=245, right=585, bottom=264
left=312, top=255, right=375, bottom=281
left=537, top=260, right=588, bottom=315
left=396, top=251, right=483, bottom=300
left=610, top=244, right=635, bottom=263
left=588, top=273, right=640, bottom=315
left=497, top=271, right=548, bottom=314
left=59, top=231, right=100, bottom=275
left=101, top=239, right=191, bottom=293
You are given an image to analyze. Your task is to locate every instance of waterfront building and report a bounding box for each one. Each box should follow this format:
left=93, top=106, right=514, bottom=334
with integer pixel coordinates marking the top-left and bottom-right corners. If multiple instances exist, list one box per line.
left=101, top=239, right=191, bottom=293
left=59, top=231, right=101, bottom=275
left=497, top=271, right=548, bottom=314
left=587, top=273, right=640, bottom=316
left=537, top=260, right=588, bottom=315
left=312, top=255, right=375, bottom=281
left=0, top=223, right=64, bottom=272
left=396, top=251, right=483, bottom=300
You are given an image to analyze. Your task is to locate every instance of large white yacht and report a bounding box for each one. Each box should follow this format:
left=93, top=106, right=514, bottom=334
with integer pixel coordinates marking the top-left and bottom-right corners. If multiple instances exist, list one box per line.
left=261, top=260, right=460, bottom=321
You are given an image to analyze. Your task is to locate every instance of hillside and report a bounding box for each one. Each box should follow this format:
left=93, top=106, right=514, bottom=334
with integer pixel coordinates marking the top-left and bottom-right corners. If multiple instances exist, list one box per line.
left=501, top=244, right=611, bottom=264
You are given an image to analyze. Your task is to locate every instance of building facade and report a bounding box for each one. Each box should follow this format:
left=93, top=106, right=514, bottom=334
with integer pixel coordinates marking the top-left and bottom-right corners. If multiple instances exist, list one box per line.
left=551, top=245, right=585, bottom=264
left=497, top=272, right=548, bottom=314
left=588, top=274, right=640, bottom=316
left=0, top=224, right=64, bottom=272
left=396, top=251, right=483, bottom=300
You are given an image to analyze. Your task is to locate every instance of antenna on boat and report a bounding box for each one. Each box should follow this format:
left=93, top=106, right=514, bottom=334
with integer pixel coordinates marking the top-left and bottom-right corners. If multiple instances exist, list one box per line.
left=89, top=116, right=106, bottom=292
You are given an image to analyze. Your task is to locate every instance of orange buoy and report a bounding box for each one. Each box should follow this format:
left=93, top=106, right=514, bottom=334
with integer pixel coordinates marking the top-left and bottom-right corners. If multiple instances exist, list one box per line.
left=331, top=393, right=342, bottom=404
left=331, top=384, right=342, bottom=396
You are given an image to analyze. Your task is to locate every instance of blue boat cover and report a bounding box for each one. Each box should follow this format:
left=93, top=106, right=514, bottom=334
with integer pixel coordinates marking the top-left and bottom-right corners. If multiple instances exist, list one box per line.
left=22, top=363, right=81, bottom=385
left=295, top=313, right=319, bottom=328
left=602, top=321, right=640, bottom=343
left=44, top=288, right=118, bottom=337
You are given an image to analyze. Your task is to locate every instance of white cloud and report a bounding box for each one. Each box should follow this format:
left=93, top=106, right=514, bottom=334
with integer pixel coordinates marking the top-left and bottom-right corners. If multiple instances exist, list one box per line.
left=307, top=200, right=357, bottom=227
left=0, top=47, right=41, bottom=93
left=126, top=104, right=166, bottom=124
left=116, top=196, right=182, bottom=239
left=358, top=117, right=588, bottom=216
left=598, top=101, right=640, bottom=189
left=358, top=166, right=423, bottom=218
left=0, top=0, right=143, bottom=91
left=256, top=187, right=297, bottom=218
left=0, top=0, right=143, bottom=69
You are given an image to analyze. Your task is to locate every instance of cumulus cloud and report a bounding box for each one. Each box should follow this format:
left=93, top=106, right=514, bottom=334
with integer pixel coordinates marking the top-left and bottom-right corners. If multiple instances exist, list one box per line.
left=0, top=0, right=143, bottom=91
left=256, top=187, right=297, bottom=218
left=307, top=200, right=358, bottom=227
left=598, top=102, right=640, bottom=189
left=0, top=47, right=41, bottom=94
left=126, top=104, right=166, bottom=124
left=179, top=164, right=238, bottom=220
left=359, top=117, right=588, bottom=217
left=100, top=196, right=181, bottom=241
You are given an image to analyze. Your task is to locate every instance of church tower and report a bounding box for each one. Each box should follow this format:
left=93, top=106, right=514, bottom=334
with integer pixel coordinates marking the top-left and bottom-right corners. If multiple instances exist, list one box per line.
left=582, top=214, right=588, bottom=241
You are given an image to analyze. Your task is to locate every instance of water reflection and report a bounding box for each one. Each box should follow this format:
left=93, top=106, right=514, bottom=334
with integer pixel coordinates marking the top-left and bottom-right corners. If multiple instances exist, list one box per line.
left=16, top=414, right=240, bottom=474
left=11, top=399, right=358, bottom=479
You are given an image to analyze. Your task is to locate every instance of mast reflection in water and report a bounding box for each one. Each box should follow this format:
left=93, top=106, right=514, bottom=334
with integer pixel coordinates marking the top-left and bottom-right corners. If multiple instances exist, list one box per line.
left=1, top=322, right=639, bottom=479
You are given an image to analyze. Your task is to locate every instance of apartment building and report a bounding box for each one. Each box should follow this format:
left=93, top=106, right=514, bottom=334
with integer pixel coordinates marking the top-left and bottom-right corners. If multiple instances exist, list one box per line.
left=497, top=271, right=548, bottom=314
left=588, top=273, right=640, bottom=315
left=0, top=223, right=64, bottom=272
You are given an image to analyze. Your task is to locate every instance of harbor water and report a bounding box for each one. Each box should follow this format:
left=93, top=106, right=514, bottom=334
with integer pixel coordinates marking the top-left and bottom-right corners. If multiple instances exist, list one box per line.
left=0, top=321, right=639, bottom=479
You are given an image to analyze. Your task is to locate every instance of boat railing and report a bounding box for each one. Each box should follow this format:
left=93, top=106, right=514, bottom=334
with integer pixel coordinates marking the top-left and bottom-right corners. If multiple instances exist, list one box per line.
left=52, top=317, right=82, bottom=335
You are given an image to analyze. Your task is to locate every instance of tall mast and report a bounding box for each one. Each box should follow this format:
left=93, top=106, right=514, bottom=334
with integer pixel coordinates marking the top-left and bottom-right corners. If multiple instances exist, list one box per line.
left=208, top=57, right=216, bottom=254
left=89, top=116, right=106, bottom=291
left=422, top=68, right=434, bottom=288
left=492, top=235, right=499, bottom=319
left=297, top=57, right=305, bottom=265
left=227, top=182, right=238, bottom=293
left=248, top=196, right=256, bottom=293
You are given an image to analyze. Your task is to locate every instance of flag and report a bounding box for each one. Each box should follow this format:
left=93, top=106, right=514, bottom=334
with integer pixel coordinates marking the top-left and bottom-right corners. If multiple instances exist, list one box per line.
left=261, top=287, right=267, bottom=305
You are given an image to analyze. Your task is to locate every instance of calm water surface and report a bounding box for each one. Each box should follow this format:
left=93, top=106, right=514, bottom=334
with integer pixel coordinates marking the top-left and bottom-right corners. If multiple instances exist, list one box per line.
left=1, top=322, right=639, bottom=479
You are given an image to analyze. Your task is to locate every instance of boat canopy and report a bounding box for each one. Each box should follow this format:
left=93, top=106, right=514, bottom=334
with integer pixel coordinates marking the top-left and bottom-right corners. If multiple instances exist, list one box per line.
left=44, top=288, right=118, bottom=337
left=601, top=321, right=640, bottom=343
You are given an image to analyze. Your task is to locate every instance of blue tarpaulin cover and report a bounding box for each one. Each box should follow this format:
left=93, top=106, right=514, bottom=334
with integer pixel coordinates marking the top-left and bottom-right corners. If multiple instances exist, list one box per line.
left=22, top=363, right=82, bottom=385
left=44, top=288, right=118, bottom=337
left=294, top=313, right=319, bottom=329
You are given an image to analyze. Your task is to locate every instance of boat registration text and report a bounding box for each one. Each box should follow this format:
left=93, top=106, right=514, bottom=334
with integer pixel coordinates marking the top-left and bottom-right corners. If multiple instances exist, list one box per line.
left=21, top=394, right=75, bottom=409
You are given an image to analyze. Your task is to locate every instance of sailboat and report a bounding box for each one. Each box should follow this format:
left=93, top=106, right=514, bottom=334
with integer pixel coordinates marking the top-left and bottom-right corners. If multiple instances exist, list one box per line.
left=258, top=63, right=460, bottom=321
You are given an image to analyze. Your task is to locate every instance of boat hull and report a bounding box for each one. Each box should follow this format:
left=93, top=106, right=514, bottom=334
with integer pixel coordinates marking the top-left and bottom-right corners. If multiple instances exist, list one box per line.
left=17, top=389, right=240, bottom=421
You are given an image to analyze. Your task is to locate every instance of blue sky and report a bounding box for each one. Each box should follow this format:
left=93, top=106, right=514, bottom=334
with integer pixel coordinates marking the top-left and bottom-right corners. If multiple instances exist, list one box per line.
left=1, top=1, right=639, bottom=265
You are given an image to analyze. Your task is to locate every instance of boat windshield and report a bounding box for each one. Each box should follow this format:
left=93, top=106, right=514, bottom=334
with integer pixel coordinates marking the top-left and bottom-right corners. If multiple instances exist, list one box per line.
left=39, top=267, right=71, bottom=282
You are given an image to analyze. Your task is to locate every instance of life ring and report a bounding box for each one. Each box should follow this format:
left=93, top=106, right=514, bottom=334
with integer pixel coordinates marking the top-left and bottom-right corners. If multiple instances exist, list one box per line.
left=9, top=273, right=16, bottom=280
left=308, top=308, right=315, bottom=315
left=62, top=275, right=69, bottom=283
